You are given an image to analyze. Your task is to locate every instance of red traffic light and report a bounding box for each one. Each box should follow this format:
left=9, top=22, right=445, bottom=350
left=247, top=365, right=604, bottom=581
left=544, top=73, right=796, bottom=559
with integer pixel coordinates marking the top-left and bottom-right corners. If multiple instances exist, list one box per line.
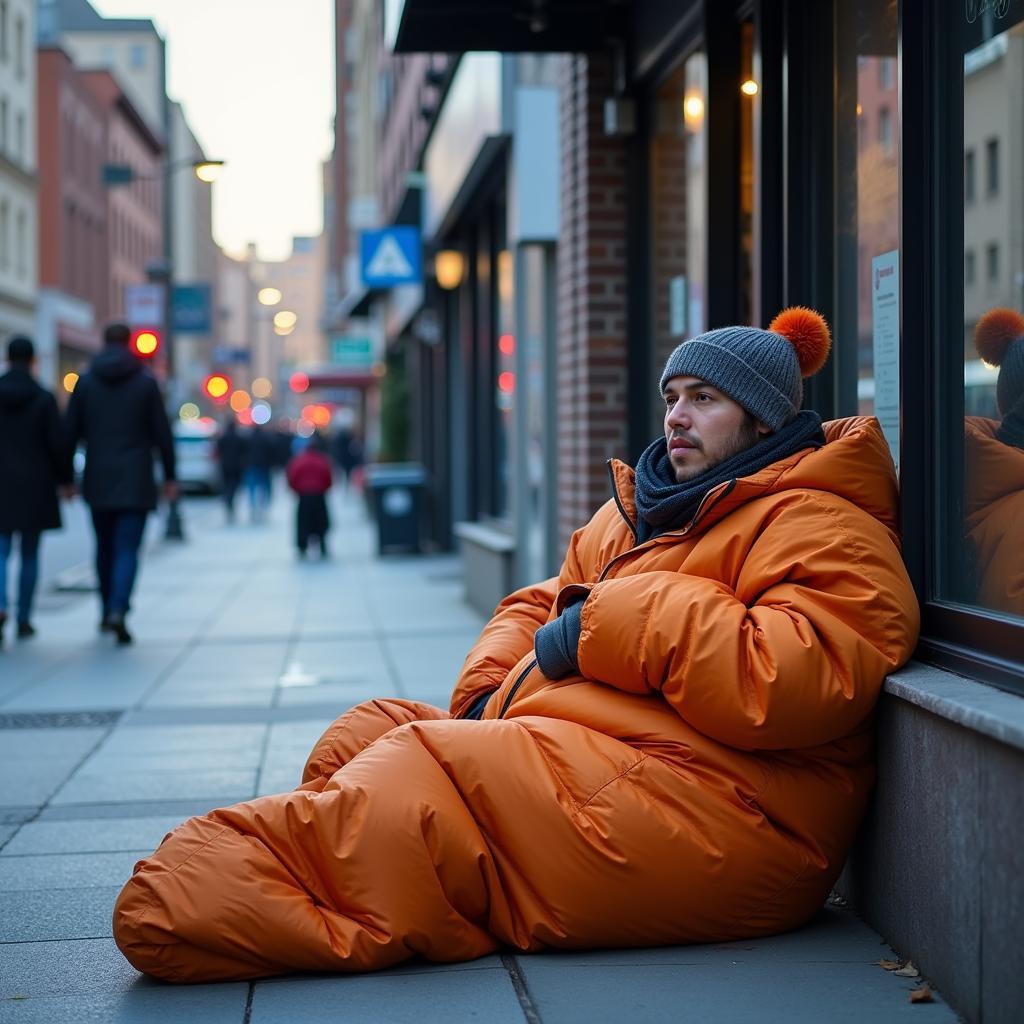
left=130, top=327, right=161, bottom=358
left=203, top=373, right=232, bottom=402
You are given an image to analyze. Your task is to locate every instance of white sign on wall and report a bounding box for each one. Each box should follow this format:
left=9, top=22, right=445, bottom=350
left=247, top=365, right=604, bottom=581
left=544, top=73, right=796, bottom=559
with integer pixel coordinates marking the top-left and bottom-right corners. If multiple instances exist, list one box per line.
left=871, top=249, right=900, bottom=474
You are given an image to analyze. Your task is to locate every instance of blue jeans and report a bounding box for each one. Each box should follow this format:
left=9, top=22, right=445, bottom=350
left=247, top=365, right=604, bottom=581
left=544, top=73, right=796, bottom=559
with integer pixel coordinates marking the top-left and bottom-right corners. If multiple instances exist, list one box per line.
left=90, top=509, right=147, bottom=617
left=244, top=468, right=271, bottom=521
left=0, top=531, right=41, bottom=624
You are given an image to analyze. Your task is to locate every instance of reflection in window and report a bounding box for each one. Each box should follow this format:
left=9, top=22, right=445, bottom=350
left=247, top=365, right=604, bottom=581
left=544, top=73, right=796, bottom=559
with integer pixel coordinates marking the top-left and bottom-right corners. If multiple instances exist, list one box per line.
left=878, top=107, right=892, bottom=153
left=986, top=243, right=999, bottom=285
left=965, top=149, right=975, bottom=202
left=835, top=0, right=899, bottom=435
left=985, top=138, right=999, bottom=196
left=648, top=50, right=707, bottom=438
left=960, top=18, right=1024, bottom=621
left=966, top=249, right=976, bottom=286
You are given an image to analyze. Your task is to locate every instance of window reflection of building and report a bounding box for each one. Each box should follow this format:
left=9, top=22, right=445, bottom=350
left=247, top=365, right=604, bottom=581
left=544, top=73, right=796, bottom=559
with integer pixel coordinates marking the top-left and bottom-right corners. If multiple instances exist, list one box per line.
left=837, top=0, right=900, bottom=418
left=959, top=22, right=1024, bottom=621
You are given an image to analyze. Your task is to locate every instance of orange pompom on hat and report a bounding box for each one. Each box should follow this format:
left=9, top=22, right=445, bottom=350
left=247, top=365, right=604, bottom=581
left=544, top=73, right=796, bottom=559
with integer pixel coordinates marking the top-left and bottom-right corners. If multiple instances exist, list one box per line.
left=659, top=306, right=832, bottom=430
left=974, top=308, right=1024, bottom=415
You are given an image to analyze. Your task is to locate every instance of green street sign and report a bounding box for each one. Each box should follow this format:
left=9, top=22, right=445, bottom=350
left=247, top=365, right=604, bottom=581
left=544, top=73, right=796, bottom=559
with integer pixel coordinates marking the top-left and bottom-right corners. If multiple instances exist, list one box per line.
left=330, top=335, right=373, bottom=368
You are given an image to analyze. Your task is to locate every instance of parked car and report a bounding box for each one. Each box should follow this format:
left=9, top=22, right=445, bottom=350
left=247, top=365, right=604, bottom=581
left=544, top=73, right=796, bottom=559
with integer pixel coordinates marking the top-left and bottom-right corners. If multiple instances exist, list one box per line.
left=173, top=418, right=221, bottom=494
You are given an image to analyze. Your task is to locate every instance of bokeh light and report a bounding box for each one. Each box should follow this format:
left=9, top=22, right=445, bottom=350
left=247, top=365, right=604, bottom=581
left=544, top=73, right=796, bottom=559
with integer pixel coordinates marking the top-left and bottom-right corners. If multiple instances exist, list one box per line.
left=229, top=390, right=251, bottom=412
left=63, top=372, right=79, bottom=393
left=251, top=401, right=272, bottom=425
left=178, top=402, right=200, bottom=421
left=273, top=310, right=298, bottom=330
left=252, top=377, right=272, bottom=398
left=296, top=418, right=315, bottom=438
left=289, top=372, right=309, bottom=393
left=258, top=287, right=282, bottom=306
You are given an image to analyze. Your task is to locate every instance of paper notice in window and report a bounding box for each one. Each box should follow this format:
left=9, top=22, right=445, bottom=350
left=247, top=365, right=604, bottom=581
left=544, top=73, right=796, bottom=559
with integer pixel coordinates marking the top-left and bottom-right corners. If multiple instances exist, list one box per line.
left=871, top=250, right=900, bottom=474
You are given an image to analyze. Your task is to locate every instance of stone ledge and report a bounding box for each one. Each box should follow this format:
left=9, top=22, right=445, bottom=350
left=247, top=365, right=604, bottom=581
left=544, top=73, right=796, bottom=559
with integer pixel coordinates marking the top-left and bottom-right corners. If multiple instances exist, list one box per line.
left=453, top=521, right=516, bottom=553
left=885, top=660, right=1024, bottom=752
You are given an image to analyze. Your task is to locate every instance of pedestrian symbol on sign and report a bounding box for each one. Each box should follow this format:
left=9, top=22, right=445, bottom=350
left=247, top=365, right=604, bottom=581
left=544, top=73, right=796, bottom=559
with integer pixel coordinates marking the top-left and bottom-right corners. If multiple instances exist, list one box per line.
left=360, top=227, right=422, bottom=288
left=365, top=236, right=414, bottom=281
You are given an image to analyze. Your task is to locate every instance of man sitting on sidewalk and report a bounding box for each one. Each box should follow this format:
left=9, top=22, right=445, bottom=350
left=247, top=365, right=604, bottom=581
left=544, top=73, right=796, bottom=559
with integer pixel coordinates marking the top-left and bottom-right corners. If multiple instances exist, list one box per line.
left=113, top=308, right=920, bottom=982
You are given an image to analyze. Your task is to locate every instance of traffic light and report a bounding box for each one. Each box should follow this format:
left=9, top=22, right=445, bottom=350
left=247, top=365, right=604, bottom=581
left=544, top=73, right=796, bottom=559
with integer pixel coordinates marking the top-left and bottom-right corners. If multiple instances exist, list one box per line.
left=203, top=373, right=231, bottom=402
left=130, top=327, right=161, bottom=359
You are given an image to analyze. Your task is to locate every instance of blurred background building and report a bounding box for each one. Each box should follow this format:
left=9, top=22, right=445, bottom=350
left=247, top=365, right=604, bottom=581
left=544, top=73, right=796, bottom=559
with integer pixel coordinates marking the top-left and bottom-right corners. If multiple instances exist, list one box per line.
left=0, top=0, right=38, bottom=351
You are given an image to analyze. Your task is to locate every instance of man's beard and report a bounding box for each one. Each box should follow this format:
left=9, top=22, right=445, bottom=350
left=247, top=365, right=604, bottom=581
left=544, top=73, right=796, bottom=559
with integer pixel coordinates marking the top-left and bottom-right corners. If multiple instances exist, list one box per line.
left=672, top=417, right=762, bottom=483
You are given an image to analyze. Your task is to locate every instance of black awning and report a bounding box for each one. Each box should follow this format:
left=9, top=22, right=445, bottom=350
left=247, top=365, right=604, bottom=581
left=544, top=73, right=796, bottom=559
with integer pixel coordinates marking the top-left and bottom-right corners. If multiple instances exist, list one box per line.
left=393, top=0, right=626, bottom=53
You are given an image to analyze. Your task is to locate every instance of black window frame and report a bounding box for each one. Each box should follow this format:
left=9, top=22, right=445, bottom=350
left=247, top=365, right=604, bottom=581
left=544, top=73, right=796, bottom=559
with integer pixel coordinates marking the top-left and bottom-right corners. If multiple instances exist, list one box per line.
left=900, top=0, right=1024, bottom=695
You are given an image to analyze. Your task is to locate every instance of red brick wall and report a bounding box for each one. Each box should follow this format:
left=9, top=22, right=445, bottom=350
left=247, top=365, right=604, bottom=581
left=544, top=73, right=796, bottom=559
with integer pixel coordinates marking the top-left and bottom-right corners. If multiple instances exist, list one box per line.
left=556, top=54, right=629, bottom=551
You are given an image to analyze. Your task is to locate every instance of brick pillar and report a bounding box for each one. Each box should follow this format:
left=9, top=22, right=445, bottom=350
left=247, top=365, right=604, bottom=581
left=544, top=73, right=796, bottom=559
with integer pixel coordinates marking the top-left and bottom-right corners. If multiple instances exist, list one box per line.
left=556, top=54, right=629, bottom=553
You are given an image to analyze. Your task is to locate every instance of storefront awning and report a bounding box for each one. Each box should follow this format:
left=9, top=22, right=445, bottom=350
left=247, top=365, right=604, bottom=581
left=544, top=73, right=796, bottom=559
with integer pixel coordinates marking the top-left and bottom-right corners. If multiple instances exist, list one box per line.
left=391, top=0, right=625, bottom=53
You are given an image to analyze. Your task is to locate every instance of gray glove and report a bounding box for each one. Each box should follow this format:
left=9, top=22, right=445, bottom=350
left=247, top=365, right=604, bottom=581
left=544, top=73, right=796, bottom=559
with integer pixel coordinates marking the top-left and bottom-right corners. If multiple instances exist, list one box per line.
left=534, top=595, right=586, bottom=680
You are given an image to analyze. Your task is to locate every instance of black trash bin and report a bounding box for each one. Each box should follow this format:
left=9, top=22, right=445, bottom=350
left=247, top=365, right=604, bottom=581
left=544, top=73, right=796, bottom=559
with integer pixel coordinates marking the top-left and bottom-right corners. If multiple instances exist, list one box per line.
left=364, top=463, right=427, bottom=554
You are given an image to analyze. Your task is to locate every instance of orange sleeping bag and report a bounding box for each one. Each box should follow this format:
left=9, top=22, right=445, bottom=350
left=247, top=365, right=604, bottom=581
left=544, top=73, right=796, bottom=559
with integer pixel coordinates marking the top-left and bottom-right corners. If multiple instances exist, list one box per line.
left=114, top=417, right=919, bottom=982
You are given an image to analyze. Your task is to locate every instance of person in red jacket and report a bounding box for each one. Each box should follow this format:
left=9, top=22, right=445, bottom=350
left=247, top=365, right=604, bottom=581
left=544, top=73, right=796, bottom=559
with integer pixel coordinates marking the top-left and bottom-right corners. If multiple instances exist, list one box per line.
left=285, top=433, right=332, bottom=558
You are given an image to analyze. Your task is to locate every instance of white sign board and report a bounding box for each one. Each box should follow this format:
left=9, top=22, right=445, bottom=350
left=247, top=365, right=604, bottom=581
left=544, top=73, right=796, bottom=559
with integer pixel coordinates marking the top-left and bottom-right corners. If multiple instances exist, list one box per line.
left=125, top=283, right=164, bottom=327
left=870, top=249, right=900, bottom=473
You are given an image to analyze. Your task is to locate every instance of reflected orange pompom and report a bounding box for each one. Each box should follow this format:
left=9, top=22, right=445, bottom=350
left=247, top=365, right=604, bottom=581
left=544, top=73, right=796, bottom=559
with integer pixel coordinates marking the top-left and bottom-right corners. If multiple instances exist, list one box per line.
left=974, top=308, right=1024, bottom=366
left=768, top=306, right=832, bottom=378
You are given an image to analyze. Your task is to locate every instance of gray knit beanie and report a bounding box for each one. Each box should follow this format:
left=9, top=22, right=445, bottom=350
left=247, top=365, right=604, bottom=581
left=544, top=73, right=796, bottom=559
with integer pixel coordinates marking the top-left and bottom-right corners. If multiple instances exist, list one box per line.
left=658, top=308, right=832, bottom=431
left=974, top=309, right=1024, bottom=414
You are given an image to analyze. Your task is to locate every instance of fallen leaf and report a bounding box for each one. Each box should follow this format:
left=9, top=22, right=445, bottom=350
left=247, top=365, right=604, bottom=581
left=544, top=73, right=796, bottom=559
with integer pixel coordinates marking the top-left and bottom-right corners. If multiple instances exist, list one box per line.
left=910, top=986, right=934, bottom=1004
left=879, top=958, right=902, bottom=970
left=895, top=962, right=920, bottom=977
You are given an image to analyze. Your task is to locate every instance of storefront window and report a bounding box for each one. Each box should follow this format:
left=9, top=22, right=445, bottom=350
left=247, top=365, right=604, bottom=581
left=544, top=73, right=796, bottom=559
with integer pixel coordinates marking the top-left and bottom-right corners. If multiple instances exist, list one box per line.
left=834, top=0, right=900, bottom=457
left=648, top=50, right=706, bottom=437
left=952, top=8, right=1024, bottom=622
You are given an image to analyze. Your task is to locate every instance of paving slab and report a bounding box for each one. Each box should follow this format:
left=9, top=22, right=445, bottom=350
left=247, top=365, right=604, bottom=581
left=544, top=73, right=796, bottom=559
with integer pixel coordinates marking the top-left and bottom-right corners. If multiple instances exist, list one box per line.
left=50, top=768, right=257, bottom=805
left=249, top=966, right=524, bottom=1024
left=1, top=815, right=184, bottom=856
left=517, top=957, right=956, bottom=1023
left=0, top=886, right=119, bottom=941
left=0, top=850, right=146, bottom=891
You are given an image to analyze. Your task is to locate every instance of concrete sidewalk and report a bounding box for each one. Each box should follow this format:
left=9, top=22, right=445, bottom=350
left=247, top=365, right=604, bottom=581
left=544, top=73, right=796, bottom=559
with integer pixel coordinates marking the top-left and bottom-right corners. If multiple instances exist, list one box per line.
left=0, top=487, right=958, bottom=1022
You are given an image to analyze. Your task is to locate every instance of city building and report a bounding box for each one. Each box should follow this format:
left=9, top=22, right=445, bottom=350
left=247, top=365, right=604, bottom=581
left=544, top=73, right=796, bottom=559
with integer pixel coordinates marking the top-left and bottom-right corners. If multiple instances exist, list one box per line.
left=80, top=68, right=162, bottom=340
left=35, top=44, right=105, bottom=391
left=0, top=0, right=37, bottom=351
left=380, top=1, right=1024, bottom=1019
left=41, top=0, right=219, bottom=407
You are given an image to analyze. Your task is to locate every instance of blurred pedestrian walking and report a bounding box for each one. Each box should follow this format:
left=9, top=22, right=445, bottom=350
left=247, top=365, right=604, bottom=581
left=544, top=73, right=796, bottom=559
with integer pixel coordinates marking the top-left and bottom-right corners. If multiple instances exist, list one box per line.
left=65, top=322, right=177, bottom=646
left=215, top=418, right=248, bottom=523
left=243, top=424, right=276, bottom=523
left=285, top=433, right=332, bottom=558
left=332, top=427, right=364, bottom=492
left=0, top=337, right=73, bottom=647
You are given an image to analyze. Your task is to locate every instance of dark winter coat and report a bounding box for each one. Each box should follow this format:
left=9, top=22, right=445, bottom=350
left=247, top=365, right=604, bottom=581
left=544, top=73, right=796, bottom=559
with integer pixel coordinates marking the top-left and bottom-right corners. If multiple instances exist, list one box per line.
left=0, top=368, right=71, bottom=533
left=216, top=426, right=248, bottom=481
left=65, top=346, right=176, bottom=511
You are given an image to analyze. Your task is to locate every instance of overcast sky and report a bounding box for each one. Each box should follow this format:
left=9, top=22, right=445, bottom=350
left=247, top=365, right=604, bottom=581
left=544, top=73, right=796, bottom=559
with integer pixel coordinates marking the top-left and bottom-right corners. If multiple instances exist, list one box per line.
left=93, top=0, right=336, bottom=262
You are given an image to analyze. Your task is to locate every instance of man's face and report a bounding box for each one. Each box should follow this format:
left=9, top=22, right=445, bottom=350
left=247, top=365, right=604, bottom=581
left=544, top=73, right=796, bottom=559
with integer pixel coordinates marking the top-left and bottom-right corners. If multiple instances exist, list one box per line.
left=663, top=376, right=771, bottom=483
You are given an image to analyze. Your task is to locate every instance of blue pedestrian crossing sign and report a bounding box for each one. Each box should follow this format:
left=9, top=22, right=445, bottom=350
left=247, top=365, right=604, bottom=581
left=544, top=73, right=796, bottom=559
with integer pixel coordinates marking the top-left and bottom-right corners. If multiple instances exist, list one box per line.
left=360, top=227, right=422, bottom=288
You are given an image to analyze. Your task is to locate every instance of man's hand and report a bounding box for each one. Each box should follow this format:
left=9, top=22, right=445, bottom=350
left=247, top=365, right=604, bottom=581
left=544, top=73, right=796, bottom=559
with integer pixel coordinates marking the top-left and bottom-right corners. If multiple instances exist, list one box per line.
left=533, top=595, right=587, bottom=680
left=161, top=481, right=180, bottom=503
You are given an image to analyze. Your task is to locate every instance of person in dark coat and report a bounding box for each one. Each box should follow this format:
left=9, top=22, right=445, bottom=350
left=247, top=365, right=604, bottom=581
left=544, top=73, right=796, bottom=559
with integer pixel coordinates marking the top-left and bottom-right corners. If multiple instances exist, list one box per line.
left=65, top=322, right=177, bottom=645
left=285, top=433, right=332, bottom=558
left=243, top=425, right=276, bottom=523
left=215, top=419, right=248, bottom=523
left=0, top=337, right=73, bottom=646
left=332, top=427, right=364, bottom=490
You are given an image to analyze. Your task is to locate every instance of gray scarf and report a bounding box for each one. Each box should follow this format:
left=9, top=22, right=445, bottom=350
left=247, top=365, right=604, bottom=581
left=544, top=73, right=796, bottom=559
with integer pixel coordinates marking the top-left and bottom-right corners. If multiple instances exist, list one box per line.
left=997, top=393, right=1024, bottom=449
left=633, top=410, right=826, bottom=542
